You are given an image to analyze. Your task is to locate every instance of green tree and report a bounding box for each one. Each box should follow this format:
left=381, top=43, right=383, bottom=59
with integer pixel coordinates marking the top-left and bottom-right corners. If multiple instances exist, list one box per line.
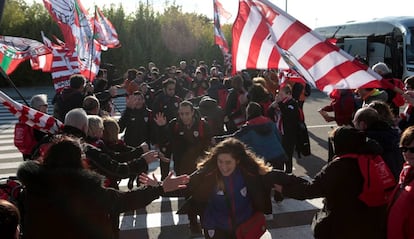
left=0, top=0, right=230, bottom=86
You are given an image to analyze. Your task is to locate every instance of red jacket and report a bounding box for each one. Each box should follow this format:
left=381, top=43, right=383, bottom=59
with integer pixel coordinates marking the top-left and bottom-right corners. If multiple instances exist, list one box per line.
left=387, top=163, right=414, bottom=239
left=321, top=89, right=355, bottom=126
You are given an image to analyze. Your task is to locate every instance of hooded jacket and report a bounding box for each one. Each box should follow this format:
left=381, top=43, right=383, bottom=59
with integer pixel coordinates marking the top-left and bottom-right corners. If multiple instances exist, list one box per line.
left=234, top=116, right=287, bottom=163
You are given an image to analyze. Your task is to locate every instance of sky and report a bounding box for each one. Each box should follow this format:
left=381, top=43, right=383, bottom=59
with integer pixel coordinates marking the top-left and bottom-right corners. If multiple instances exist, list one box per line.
left=74, top=0, right=414, bottom=29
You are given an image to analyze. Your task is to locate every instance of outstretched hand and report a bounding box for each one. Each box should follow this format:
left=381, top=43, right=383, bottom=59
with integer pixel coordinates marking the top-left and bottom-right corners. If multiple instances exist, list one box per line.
left=154, top=112, right=167, bottom=126
left=139, top=172, right=190, bottom=192
left=139, top=173, right=159, bottom=187
left=142, top=150, right=159, bottom=164
left=162, top=172, right=190, bottom=192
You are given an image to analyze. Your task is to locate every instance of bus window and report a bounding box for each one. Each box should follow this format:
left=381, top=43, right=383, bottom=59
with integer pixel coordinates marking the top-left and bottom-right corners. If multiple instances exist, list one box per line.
left=407, top=28, right=414, bottom=64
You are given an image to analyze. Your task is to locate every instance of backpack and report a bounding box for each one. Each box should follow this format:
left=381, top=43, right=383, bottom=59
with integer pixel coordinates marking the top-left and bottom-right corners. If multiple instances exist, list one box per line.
left=338, top=153, right=396, bottom=207
left=14, top=122, right=37, bottom=155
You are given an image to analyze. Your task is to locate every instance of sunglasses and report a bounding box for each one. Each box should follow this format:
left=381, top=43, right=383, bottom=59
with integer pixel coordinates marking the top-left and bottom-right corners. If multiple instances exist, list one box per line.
left=400, top=146, right=414, bottom=153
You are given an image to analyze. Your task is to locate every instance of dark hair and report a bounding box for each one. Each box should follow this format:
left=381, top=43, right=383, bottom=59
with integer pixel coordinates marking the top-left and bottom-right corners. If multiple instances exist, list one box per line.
left=246, top=102, right=263, bottom=120
left=93, top=78, right=108, bottom=93
left=354, top=107, right=379, bottom=128
left=367, top=101, right=394, bottom=126
left=197, top=138, right=271, bottom=177
left=179, top=100, right=194, bottom=109
left=280, top=84, right=292, bottom=95
left=0, top=199, right=20, bottom=239
left=138, top=66, right=146, bottom=72
left=248, top=83, right=269, bottom=103
left=69, top=74, right=86, bottom=89
left=162, top=78, right=176, bottom=88
left=209, top=77, right=220, bottom=84
left=400, top=126, right=414, bottom=147
left=231, top=75, right=244, bottom=89
left=43, top=136, right=84, bottom=169
left=198, top=66, right=207, bottom=76
left=127, top=69, right=138, bottom=80
left=96, top=68, right=107, bottom=78
left=330, top=126, right=367, bottom=155
left=83, top=96, right=100, bottom=112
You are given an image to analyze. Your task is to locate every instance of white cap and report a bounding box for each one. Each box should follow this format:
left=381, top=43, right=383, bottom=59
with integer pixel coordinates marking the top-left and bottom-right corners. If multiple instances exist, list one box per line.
left=372, top=62, right=391, bottom=75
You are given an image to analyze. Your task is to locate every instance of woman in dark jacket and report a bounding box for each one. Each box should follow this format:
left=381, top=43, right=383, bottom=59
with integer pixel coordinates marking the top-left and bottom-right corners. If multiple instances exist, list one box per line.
left=141, top=137, right=298, bottom=238
left=274, top=126, right=388, bottom=239
left=17, top=136, right=189, bottom=239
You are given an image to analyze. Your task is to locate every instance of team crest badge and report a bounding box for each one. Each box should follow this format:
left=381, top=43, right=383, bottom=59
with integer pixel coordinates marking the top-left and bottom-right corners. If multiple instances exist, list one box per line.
left=240, top=187, right=247, bottom=197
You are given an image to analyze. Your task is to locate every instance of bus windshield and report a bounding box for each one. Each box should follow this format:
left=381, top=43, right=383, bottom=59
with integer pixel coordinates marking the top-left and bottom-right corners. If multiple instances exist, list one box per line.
left=407, top=28, right=414, bottom=64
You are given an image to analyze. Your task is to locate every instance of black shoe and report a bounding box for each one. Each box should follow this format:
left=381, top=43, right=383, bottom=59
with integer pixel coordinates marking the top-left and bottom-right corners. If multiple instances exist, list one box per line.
left=189, top=222, right=202, bottom=236
left=127, top=178, right=134, bottom=190
left=274, top=191, right=284, bottom=203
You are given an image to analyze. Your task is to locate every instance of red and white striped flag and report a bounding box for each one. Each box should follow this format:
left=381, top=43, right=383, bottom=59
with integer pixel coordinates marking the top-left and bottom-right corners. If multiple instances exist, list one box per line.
left=43, top=0, right=101, bottom=81
left=214, top=0, right=230, bottom=55
left=232, top=0, right=382, bottom=95
left=42, top=33, right=80, bottom=93
left=0, top=90, right=63, bottom=134
left=43, top=0, right=79, bottom=53
left=0, top=36, right=51, bottom=75
left=30, top=53, right=53, bottom=72
left=74, top=0, right=101, bottom=81
left=78, top=39, right=101, bottom=82
left=93, top=6, right=120, bottom=48
left=214, top=0, right=231, bottom=69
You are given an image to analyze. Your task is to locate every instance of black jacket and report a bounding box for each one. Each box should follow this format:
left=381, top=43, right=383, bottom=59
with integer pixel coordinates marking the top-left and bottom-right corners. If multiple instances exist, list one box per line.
left=17, top=161, right=162, bottom=239
left=275, top=141, right=387, bottom=239
left=118, top=107, right=155, bottom=147
left=156, top=118, right=212, bottom=175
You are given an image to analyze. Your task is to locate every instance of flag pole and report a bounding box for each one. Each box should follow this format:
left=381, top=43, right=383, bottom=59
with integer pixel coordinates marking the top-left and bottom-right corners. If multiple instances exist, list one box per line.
left=87, top=6, right=96, bottom=82
left=0, top=67, right=30, bottom=106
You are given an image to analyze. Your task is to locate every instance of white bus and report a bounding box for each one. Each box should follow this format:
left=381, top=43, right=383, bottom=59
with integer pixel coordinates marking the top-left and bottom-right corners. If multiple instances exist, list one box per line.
left=314, top=16, right=414, bottom=79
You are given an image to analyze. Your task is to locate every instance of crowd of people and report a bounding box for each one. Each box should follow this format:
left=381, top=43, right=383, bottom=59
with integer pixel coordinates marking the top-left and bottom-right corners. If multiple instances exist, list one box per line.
left=2, top=59, right=414, bottom=239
